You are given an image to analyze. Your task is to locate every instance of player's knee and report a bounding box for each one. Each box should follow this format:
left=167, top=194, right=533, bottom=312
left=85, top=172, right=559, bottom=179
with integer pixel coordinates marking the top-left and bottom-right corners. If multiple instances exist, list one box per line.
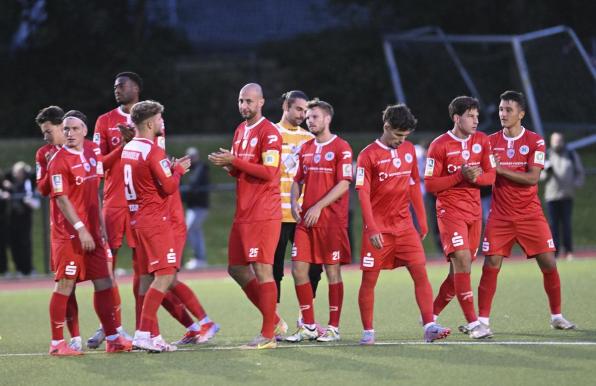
left=92, top=277, right=113, bottom=292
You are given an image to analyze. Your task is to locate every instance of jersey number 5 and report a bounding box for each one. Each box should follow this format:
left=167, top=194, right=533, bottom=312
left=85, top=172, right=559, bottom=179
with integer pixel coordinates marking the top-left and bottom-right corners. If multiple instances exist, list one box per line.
left=123, top=164, right=137, bottom=201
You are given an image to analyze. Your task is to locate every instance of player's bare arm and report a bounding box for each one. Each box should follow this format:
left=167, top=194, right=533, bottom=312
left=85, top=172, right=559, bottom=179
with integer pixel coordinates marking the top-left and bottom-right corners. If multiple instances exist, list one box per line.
left=55, top=195, right=95, bottom=251
left=494, top=154, right=541, bottom=185
left=303, top=180, right=350, bottom=228
left=290, top=181, right=303, bottom=222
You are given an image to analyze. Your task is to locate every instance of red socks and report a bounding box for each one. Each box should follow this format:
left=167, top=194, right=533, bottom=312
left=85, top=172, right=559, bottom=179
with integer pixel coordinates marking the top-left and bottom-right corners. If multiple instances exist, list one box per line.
left=49, top=292, right=69, bottom=341
left=112, top=284, right=122, bottom=327
left=139, top=288, right=166, bottom=333
left=541, top=267, right=562, bottom=314
left=328, top=282, right=344, bottom=328
left=295, top=283, right=315, bottom=325
left=408, top=264, right=434, bottom=325
left=66, top=293, right=80, bottom=337
left=433, top=274, right=455, bottom=316
left=162, top=291, right=194, bottom=328
left=454, top=272, right=477, bottom=323
left=94, top=288, right=118, bottom=336
left=259, top=281, right=278, bottom=339
left=170, top=282, right=207, bottom=321
left=358, top=271, right=379, bottom=331
left=478, top=266, right=500, bottom=318
left=242, top=278, right=261, bottom=310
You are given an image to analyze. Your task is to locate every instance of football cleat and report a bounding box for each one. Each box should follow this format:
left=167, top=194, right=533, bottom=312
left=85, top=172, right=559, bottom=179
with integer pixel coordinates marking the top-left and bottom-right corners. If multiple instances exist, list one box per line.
left=49, top=341, right=84, bottom=356
left=274, top=318, right=288, bottom=341
left=69, top=337, right=83, bottom=352
left=132, top=333, right=163, bottom=353
left=285, top=325, right=319, bottom=343
left=469, top=323, right=493, bottom=339
left=117, top=328, right=133, bottom=342
left=424, top=324, right=451, bottom=343
left=197, top=322, right=220, bottom=343
left=359, top=330, right=375, bottom=345
left=86, top=327, right=105, bottom=349
left=241, top=334, right=277, bottom=349
left=317, top=326, right=340, bottom=342
left=171, top=330, right=201, bottom=345
left=106, top=336, right=133, bottom=353
left=153, top=336, right=178, bottom=352
left=551, top=317, right=576, bottom=330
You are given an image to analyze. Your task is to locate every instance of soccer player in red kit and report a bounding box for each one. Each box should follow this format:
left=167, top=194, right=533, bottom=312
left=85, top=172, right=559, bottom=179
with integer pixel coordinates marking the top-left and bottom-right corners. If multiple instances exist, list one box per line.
left=356, top=104, right=451, bottom=345
left=285, top=99, right=352, bottom=343
left=35, top=106, right=82, bottom=352
left=424, top=96, right=495, bottom=339
left=208, top=83, right=283, bottom=349
left=477, top=90, right=575, bottom=332
left=122, top=100, right=195, bottom=352
left=47, top=111, right=131, bottom=355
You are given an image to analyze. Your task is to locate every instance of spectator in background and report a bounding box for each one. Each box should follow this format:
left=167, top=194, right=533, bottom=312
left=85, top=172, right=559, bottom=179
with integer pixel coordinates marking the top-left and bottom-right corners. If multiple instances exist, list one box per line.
left=541, top=132, right=585, bottom=260
left=0, top=168, right=9, bottom=276
left=182, top=147, right=210, bottom=269
left=4, top=161, right=39, bottom=276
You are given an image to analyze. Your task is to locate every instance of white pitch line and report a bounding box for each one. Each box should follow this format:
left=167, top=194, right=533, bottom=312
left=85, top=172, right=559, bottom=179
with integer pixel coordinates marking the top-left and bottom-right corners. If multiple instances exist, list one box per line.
left=1, top=340, right=596, bottom=357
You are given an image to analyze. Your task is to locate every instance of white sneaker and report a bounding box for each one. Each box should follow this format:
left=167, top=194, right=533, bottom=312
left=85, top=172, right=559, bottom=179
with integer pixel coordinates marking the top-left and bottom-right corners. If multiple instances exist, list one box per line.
left=317, top=326, right=340, bottom=342
left=185, top=258, right=208, bottom=270
left=69, top=337, right=83, bottom=352
left=469, top=323, right=493, bottom=339
left=551, top=317, right=576, bottom=330
left=274, top=318, right=288, bottom=341
left=132, top=332, right=163, bottom=353
left=285, top=325, right=319, bottom=343
left=153, top=336, right=178, bottom=352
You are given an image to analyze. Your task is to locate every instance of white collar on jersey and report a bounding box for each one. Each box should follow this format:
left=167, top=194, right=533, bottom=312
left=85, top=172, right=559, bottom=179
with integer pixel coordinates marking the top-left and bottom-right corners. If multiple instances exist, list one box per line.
left=245, top=117, right=265, bottom=130
left=375, top=139, right=392, bottom=150
left=502, top=126, right=526, bottom=142
left=131, top=137, right=154, bottom=144
left=117, top=106, right=131, bottom=118
left=447, top=129, right=471, bottom=143
left=315, top=134, right=337, bottom=148
left=63, top=146, right=83, bottom=155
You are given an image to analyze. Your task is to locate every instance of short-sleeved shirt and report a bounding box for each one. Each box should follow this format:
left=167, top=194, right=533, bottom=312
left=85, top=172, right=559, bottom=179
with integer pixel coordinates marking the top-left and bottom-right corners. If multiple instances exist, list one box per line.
left=48, top=140, right=104, bottom=241
left=230, top=117, right=283, bottom=223
left=489, top=127, right=546, bottom=220
left=424, top=130, right=494, bottom=220
left=355, top=139, right=419, bottom=233
left=121, top=137, right=182, bottom=229
left=294, top=135, right=353, bottom=228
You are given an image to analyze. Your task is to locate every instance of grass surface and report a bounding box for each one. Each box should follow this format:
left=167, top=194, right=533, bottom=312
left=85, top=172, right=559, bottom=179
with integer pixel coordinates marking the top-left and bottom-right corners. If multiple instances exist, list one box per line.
left=1, top=259, right=595, bottom=385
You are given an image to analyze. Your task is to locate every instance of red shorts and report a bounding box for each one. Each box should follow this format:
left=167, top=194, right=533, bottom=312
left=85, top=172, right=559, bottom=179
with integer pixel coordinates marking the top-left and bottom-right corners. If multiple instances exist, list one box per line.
left=482, top=215, right=555, bottom=258
left=52, top=238, right=110, bottom=282
left=172, top=219, right=187, bottom=259
left=103, top=206, right=136, bottom=252
left=360, top=226, right=425, bottom=271
left=437, top=216, right=481, bottom=261
left=228, top=220, right=281, bottom=266
left=134, top=226, right=179, bottom=275
left=292, top=225, right=351, bottom=265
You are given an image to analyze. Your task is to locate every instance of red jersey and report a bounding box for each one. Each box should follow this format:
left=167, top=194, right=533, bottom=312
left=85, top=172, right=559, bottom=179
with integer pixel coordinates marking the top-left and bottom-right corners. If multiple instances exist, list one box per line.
left=489, top=127, right=546, bottom=220
left=48, top=140, right=104, bottom=241
left=424, top=130, right=495, bottom=220
left=35, top=143, right=62, bottom=196
left=121, top=137, right=184, bottom=229
left=355, top=140, right=419, bottom=233
left=229, top=117, right=282, bottom=223
left=294, top=135, right=353, bottom=228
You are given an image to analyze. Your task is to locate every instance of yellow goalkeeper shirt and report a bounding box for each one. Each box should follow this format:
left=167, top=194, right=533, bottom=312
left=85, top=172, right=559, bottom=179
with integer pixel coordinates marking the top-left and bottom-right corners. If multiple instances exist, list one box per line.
left=276, top=121, right=314, bottom=222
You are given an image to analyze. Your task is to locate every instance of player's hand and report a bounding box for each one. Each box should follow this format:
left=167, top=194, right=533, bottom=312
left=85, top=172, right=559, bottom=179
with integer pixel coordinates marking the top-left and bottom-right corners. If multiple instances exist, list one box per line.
left=493, top=153, right=504, bottom=174
left=419, top=223, right=428, bottom=240
left=208, top=148, right=235, bottom=167
left=462, top=164, right=482, bottom=183
left=78, top=227, right=96, bottom=252
left=117, top=124, right=136, bottom=143
left=303, top=204, right=322, bottom=227
left=174, top=155, right=192, bottom=174
left=369, top=233, right=384, bottom=249
left=291, top=203, right=302, bottom=223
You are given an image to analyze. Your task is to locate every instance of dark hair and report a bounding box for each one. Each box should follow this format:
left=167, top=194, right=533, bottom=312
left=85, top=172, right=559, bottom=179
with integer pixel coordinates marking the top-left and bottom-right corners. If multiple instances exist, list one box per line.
left=281, top=90, right=309, bottom=108
left=500, top=90, right=526, bottom=111
left=448, top=96, right=480, bottom=119
left=63, top=110, right=88, bottom=127
left=382, top=104, right=417, bottom=131
left=115, top=71, right=143, bottom=92
left=131, top=100, right=164, bottom=125
left=307, top=98, right=334, bottom=118
left=35, top=106, right=64, bottom=125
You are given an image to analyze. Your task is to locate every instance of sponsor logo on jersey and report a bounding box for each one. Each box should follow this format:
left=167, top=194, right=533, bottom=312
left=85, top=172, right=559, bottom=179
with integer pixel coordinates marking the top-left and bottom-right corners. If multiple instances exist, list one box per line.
left=461, top=150, right=470, bottom=160
left=52, top=174, right=63, bottom=193
left=507, top=148, right=515, bottom=159
left=342, top=163, right=352, bottom=178
left=404, top=153, right=413, bottom=163
left=325, top=151, right=335, bottom=161
left=111, top=136, right=120, bottom=146
left=424, top=158, right=435, bottom=177
left=447, top=164, right=458, bottom=174
left=392, top=157, right=401, bottom=168
left=378, top=172, right=388, bottom=181
left=250, top=137, right=258, bottom=147
left=342, top=151, right=351, bottom=160
left=160, top=159, right=172, bottom=177
left=314, top=154, right=321, bottom=164
left=89, top=158, right=96, bottom=167
left=83, top=163, right=90, bottom=172
left=268, top=135, right=278, bottom=144
left=93, top=133, right=101, bottom=145
left=519, top=145, right=529, bottom=155
left=75, top=176, right=84, bottom=185
left=534, top=151, right=545, bottom=165
left=472, top=143, right=482, bottom=154
left=241, top=139, right=248, bottom=149
left=355, top=167, right=365, bottom=186
left=263, top=150, right=280, bottom=167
